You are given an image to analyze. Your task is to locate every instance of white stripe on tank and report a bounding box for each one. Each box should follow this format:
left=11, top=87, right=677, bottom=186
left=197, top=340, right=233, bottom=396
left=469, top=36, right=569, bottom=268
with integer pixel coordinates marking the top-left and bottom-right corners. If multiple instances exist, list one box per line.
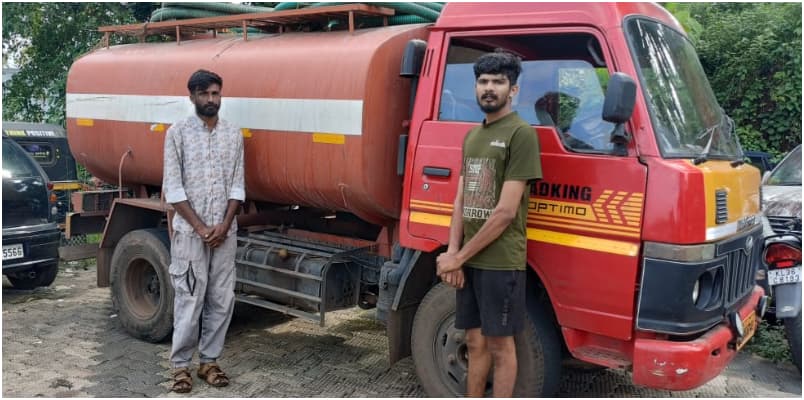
left=66, top=93, right=364, bottom=136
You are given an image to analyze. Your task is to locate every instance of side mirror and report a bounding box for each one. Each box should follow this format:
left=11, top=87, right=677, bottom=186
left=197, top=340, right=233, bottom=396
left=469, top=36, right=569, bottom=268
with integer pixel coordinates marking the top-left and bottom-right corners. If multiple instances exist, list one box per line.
left=400, top=39, right=427, bottom=78
left=602, top=72, right=637, bottom=123
left=762, top=170, right=771, bottom=184
left=602, top=72, right=637, bottom=156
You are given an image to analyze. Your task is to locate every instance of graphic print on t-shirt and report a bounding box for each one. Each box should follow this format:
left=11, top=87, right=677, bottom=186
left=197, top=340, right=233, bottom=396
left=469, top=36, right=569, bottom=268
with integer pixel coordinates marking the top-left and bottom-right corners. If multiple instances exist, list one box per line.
left=463, top=156, right=497, bottom=220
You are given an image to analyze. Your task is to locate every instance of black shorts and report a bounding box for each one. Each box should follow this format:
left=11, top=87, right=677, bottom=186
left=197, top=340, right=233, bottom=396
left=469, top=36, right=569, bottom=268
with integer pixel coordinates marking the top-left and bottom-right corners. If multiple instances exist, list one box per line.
left=455, top=267, right=526, bottom=337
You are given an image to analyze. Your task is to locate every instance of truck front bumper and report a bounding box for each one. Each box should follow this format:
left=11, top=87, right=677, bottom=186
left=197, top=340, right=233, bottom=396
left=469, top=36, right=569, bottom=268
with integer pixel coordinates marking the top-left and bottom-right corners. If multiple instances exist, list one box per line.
left=632, top=285, right=764, bottom=391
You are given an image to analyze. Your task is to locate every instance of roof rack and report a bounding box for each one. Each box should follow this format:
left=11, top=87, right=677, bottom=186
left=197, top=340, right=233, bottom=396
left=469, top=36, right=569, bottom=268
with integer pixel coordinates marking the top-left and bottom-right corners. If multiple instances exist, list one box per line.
left=97, top=4, right=396, bottom=47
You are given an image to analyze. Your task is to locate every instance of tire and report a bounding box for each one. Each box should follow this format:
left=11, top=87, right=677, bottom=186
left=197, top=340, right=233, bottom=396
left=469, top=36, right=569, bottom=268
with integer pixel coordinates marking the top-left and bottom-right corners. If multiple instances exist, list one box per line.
left=8, top=262, right=59, bottom=290
left=110, top=228, right=173, bottom=342
left=783, top=312, right=801, bottom=372
left=411, top=282, right=561, bottom=397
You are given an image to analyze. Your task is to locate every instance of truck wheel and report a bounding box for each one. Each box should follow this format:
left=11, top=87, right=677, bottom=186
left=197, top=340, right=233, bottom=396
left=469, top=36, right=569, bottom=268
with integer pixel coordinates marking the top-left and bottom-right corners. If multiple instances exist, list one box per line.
left=110, top=228, right=173, bottom=343
left=8, top=262, right=59, bottom=290
left=411, top=282, right=561, bottom=397
left=783, top=312, right=801, bottom=372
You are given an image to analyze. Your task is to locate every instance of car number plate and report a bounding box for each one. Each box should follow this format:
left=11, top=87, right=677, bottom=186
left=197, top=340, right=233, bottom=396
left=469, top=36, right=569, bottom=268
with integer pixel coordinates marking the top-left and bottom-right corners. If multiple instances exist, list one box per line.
left=768, top=266, right=802, bottom=286
left=2, top=244, right=24, bottom=261
left=737, top=312, right=758, bottom=351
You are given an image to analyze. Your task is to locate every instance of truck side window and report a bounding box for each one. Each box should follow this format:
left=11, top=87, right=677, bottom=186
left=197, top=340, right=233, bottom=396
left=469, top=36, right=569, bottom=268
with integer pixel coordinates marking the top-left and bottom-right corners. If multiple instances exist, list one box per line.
left=440, top=33, right=615, bottom=153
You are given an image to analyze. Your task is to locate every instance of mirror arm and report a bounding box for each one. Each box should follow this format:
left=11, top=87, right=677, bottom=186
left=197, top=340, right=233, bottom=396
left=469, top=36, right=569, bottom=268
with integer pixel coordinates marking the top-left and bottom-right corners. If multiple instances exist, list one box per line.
left=610, top=124, right=631, bottom=156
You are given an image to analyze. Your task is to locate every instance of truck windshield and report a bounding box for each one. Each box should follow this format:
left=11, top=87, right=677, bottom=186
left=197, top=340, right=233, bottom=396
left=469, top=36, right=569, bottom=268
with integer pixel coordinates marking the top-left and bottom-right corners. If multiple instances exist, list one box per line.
left=626, top=18, right=742, bottom=160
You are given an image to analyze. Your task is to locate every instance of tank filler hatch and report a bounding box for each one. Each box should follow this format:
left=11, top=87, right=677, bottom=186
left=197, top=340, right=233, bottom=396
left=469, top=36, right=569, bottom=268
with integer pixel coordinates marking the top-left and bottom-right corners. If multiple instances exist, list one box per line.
left=97, top=4, right=396, bottom=47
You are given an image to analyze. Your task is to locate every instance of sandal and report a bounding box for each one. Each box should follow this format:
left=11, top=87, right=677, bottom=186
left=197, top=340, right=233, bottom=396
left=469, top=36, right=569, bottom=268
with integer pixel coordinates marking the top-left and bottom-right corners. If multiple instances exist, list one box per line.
left=171, top=367, right=193, bottom=393
left=198, top=362, right=230, bottom=387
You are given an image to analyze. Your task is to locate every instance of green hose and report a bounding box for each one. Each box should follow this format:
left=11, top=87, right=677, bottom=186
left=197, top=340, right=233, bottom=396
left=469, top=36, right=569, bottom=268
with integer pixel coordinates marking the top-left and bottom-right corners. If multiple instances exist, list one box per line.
left=165, top=2, right=275, bottom=14
left=273, top=2, right=314, bottom=11
left=151, top=2, right=441, bottom=25
left=151, top=7, right=226, bottom=22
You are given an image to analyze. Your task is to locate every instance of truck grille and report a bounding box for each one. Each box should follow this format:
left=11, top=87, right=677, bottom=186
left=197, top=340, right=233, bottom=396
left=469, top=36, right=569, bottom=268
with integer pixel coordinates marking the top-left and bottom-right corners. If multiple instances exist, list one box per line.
left=768, top=216, right=802, bottom=235
left=720, top=228, right=761, bottom=307
left=715, top=189, right=728, bottom=224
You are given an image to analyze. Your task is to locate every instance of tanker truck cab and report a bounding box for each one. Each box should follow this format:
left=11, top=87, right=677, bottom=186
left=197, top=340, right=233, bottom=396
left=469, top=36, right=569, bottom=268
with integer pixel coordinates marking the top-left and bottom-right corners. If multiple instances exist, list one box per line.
left=398, top=3, right=764, bottom=395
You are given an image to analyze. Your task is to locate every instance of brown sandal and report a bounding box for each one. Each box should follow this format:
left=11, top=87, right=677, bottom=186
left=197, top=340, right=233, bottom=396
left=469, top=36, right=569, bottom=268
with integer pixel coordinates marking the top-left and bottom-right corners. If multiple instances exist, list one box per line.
left=198, top=362, right=229, bottom=387
left=171, top=367, right=193, bottom=393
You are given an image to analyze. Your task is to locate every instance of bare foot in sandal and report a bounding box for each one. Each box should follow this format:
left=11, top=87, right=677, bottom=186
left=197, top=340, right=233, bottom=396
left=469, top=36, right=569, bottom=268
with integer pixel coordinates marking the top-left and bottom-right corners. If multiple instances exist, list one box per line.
left=171, top=367, right=193, bottom=393
left=198, top=362, right=229, bottom=387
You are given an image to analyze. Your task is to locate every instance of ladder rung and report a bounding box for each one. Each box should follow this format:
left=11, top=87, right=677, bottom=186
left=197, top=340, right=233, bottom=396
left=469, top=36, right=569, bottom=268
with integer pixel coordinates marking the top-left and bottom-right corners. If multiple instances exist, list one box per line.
left=236, top=277, right=322, bottom=303
left=236, top=258, right=323, bottom=282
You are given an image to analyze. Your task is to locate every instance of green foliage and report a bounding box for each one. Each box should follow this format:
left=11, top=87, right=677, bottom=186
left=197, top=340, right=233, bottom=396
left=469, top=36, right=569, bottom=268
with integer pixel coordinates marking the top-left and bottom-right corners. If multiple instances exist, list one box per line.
left=667, top=3, right=802, bottom=158
left=745, top=320, right=793, bottom=363
left=2, top=3, right=154, bottom=126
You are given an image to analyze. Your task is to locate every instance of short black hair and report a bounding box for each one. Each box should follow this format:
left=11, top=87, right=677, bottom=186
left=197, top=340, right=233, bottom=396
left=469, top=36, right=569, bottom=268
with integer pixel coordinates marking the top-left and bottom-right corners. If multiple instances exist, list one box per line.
left=473, top=49, right=522, bottom=85
left=187, top=69, right=222, bottom=93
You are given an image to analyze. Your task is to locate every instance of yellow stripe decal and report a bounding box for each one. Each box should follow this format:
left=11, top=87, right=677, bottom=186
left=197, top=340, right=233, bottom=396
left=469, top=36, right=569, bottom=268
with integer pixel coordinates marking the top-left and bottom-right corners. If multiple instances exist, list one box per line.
left=409, top=212, right=639, bottom=256
left=528, top=215, right=640, bottom=233
left=313, top=132, right=345, bottom=144
left=528, top=219, right=640, bottom=238
left=411, top=204, right=453, bottom=213
left=76, top=118, right=94, bottom=127
left=411, top=199, right=453, bottom=208
left=527, top=228, right=639, bottom=256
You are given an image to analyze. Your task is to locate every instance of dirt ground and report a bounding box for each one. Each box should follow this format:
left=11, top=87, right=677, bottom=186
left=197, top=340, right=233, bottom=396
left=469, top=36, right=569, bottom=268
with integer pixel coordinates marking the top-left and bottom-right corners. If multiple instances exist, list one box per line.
left=2, top=261, right=801, bottom=397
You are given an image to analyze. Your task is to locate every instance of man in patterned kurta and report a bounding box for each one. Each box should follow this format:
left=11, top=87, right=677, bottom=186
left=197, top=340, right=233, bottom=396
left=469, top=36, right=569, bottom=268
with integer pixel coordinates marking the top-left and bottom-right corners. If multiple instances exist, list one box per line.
left=162, top=69, right=245, bottom=393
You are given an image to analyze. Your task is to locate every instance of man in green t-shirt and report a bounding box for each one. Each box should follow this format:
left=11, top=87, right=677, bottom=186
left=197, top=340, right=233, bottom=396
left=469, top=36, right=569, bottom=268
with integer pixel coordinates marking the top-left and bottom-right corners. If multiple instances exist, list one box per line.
left=437, top=50, right=542, bottom=397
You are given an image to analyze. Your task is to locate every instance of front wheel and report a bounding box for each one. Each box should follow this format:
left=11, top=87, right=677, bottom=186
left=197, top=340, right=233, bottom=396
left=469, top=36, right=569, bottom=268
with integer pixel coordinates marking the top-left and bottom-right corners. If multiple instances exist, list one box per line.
left=411, top=282, right=561, bottom=397
left=783, top=312, right=801, bottom=372
left=110, top=228, right=173, bottom=342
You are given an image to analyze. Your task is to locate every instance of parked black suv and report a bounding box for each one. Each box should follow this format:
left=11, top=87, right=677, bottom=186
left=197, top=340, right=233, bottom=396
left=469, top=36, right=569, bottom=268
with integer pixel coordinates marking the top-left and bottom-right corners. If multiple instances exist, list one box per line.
left=2, top=136, right=60, bottom=289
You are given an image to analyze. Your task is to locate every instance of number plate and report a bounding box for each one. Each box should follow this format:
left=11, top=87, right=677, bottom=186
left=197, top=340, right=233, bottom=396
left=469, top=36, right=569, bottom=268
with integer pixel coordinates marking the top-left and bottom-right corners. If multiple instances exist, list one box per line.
left=2, top=244, right=24, bottom=261
left=768, top=266, right=802, bottom=286
left=737, top=312, right=758, bottom=351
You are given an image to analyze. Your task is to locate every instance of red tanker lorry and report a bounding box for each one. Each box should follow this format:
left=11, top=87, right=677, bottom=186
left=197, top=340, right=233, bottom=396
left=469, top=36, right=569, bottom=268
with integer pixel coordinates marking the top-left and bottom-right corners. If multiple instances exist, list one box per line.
left=65, top=3, right=766, bottom=396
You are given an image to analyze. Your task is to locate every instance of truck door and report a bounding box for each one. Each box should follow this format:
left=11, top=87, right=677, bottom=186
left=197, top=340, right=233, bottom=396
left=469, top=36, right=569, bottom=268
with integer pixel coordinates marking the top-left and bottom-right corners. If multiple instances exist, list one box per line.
left=404, top=30, right=648, bottom=341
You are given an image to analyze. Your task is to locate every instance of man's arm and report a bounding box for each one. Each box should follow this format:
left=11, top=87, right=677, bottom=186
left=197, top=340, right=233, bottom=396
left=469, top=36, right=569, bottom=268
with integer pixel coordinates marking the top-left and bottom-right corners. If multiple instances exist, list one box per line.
left=437, top=179, right=527, bottom=274
left=163, top=126, right=213, bottom=239
left=439, top=176, right=466, bottom=288
left=207, top=130, right=246, bottom=246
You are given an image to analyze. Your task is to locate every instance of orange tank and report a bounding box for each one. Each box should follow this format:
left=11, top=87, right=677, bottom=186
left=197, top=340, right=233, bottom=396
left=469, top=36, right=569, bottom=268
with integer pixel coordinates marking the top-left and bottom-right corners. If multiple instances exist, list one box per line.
left=66, top=24, right=429, bottom=225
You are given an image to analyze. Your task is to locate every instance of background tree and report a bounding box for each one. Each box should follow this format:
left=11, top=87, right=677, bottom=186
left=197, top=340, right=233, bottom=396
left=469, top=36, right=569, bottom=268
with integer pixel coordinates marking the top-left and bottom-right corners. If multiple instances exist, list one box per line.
left=2, top=3, right=157, bottom=126
left=669, top=3, right=802, bottom=158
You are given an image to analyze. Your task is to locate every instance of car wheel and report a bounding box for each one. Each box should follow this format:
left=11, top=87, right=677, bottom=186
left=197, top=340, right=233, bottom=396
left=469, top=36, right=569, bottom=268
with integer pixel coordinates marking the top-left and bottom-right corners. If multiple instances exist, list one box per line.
left=8, top=262, right=59, bottom=290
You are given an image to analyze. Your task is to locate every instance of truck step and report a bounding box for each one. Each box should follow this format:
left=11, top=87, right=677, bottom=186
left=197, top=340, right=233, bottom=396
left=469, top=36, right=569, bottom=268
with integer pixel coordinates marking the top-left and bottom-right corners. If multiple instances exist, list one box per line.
left=235, top=293, right=323, bottom=324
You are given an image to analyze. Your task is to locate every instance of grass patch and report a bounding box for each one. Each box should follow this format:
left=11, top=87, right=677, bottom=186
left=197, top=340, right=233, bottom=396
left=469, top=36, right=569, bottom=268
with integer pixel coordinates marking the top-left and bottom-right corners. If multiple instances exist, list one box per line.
left=744, top=319, right=792, bottom=363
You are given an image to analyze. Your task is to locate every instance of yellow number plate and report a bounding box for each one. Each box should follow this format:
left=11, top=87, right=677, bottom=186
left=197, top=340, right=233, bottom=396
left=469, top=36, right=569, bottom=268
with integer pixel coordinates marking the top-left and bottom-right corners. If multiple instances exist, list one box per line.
left=737, top=312, right=758, bottom=351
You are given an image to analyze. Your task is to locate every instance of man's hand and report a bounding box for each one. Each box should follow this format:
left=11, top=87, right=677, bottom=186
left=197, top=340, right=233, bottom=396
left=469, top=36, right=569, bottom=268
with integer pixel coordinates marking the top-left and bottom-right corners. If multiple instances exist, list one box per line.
left=204, top=223, right=229, bottom=248
left=440, top=269, right=465, bottom=289
left=437, top=252, right=464, bottom=275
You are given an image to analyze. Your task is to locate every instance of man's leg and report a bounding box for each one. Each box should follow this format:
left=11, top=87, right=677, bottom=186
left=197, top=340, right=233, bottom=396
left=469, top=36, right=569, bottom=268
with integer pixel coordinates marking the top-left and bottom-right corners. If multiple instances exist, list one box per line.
left=486, top=335, right=517, bottom=397
left=198, top=234, right=236, bottom=364
left=477, top=269, right=526, bottom=398
left=169, top=232, right=210, bottom=368
left=465, top=328, right=492, bottom=397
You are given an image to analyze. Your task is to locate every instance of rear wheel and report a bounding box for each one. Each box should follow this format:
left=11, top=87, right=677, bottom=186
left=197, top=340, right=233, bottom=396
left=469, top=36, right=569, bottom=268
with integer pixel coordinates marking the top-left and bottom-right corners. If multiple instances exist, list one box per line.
left=783, top=312, right=801, bottom=371
left=411, top=282, right=561, bottom=397
left=110, top=228, right=173, bottom=342
left=8, top=263, right=58, bottom=289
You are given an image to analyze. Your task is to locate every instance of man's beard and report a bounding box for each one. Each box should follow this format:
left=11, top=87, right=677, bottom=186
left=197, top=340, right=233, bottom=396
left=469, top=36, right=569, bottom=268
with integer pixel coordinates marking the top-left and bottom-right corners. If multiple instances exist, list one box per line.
left=196, top=102, right=219, bottom=117
left=477, top=92, right=508, bottom=114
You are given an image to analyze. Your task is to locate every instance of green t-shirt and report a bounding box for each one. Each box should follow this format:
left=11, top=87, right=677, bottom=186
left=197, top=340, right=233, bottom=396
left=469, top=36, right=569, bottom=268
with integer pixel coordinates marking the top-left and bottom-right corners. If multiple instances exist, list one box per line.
left=461, top=111, right=542, bottom=271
